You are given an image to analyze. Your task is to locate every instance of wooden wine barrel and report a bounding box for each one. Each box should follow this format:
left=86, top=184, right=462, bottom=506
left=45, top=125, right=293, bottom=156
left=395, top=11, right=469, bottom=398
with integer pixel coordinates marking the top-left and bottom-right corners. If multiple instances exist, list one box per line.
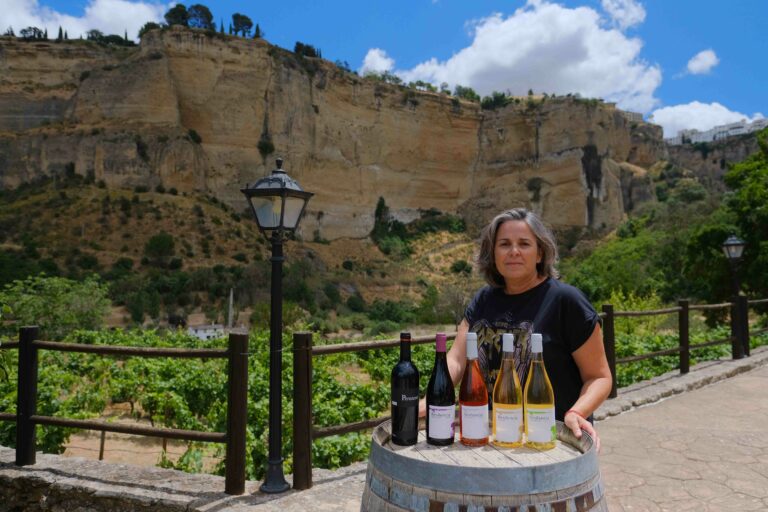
left=361, top=420, right=606, bottom=512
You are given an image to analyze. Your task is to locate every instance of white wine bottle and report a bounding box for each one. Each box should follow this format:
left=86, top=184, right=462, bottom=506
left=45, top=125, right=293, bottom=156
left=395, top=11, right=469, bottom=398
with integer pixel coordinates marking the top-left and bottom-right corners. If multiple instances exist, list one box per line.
left=523, top=333, right=556, bottom=450
left=492, top=333, right=523, bottom=448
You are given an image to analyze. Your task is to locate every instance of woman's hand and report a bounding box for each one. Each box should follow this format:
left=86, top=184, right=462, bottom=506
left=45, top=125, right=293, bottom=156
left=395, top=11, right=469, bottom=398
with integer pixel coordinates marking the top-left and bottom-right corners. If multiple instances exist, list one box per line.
left=564, top=409, right=601, bottom=453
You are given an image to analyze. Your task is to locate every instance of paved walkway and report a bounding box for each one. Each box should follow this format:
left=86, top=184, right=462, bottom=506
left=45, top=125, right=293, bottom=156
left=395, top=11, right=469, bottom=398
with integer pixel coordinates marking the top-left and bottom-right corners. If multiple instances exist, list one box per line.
left=2, top=346, right=767, bottom=511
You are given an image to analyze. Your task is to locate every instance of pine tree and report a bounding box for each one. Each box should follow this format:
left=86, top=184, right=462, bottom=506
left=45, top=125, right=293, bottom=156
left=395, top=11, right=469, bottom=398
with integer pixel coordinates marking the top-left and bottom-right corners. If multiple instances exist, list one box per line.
left=219, top=19, right=224, bottom=34
left=64, top=30, right=68, bottom=40
left=253, top=23, right=262, bottom=38
left=124, top=29, right=128, bottom=41
left=43, top=28, right=48, bottom=39
left=57, top=26, right=63, bottom=42
left=228, top=24, right=233, bottom=35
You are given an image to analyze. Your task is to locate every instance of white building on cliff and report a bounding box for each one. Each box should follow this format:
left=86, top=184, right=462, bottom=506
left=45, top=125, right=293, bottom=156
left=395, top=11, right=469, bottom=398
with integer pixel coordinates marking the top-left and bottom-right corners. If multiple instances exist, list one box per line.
left=665, top=118, right=768, bottom=145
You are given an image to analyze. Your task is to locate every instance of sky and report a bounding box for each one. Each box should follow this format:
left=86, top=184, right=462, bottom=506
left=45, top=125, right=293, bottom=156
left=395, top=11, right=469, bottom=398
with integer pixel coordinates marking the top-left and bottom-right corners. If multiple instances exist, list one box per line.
left=2, top=0, right=766, bottom=138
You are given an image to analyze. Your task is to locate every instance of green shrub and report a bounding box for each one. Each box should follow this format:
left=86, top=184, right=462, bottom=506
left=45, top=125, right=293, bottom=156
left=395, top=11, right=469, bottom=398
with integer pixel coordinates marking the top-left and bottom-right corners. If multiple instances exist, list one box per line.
left=346, top=293, right=366, bottom=312
left=450, top=260, right=472, bottom=274
left=187, top=129, right=202, bottom=144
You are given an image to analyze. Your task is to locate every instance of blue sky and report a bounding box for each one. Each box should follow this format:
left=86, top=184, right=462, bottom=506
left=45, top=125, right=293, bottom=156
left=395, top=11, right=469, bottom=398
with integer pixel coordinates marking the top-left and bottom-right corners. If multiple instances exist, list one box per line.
left=3, top=0, right=766, bottom=137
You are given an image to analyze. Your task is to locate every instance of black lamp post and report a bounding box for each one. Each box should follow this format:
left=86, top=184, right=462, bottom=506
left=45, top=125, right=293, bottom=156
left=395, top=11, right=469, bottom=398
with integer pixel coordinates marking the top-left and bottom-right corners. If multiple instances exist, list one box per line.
left=242, top=158, right=313, bottom=494
left=722, top=235, right=747, bottom=359
left=722, top=235, right=746, bottom=297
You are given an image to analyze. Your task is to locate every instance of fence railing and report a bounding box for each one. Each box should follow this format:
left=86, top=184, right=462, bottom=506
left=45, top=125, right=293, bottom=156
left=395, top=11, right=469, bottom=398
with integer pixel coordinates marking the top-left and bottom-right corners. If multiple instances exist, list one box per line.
left=0, top=326, right=249, bottom=495
left=291, top=296, right=766, bottom=489
left=2, top=296, right=766, bottom=493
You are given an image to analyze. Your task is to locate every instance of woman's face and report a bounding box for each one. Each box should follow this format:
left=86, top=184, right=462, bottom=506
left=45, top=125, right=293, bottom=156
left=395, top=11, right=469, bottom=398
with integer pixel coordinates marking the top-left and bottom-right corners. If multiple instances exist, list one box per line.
left=493, top=220, right=542, bottom=284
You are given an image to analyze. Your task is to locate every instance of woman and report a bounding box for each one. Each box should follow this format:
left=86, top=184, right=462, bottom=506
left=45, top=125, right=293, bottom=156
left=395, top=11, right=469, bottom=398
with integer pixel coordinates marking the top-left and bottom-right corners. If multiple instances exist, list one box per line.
left=429, top=208, right=612, bottom=450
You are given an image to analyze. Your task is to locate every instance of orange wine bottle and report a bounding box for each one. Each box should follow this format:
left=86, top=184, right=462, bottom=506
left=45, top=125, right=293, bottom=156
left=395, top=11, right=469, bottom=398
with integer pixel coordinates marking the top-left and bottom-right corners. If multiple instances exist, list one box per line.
left=459, top=331, right=489, bottom=446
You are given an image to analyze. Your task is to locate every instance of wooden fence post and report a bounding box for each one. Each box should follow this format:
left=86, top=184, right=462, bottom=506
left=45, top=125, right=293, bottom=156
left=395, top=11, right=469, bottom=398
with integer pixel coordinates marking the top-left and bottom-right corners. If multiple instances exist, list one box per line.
left=16, top=326, right=39, bottom=466
left=225, top=332, right=249, bottom=495
left=678, top=300, right=690, bottom=374
left=738, top=295, right=750, bottom=357
left=601, top=305, right=617, bottom=399
left=293, top=332, right=313, bottom=490
left=731, top=298, right=744, bottom=360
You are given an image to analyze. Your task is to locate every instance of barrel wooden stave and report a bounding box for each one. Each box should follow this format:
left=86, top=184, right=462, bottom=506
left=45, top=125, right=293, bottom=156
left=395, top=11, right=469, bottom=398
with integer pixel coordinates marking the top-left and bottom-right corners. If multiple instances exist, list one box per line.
left=361, top=420, right=607, bottom=512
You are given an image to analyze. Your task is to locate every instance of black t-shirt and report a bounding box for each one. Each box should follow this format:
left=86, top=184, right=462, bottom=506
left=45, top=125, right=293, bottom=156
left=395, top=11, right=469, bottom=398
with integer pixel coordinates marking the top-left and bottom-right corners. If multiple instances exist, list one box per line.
left=464, top=277, right=600, bottom=421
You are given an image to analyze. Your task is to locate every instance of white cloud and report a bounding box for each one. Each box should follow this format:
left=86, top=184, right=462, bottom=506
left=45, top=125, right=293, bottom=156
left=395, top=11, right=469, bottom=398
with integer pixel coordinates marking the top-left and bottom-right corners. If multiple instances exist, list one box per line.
left=650, top=101, right=764, bottom=138
left=366, top=1, right=661, bottom=112
left=360, top=48, right=395, bottom=75
left=0, top=0, right=165, bottom=40
left=600, top=0, right=646, bottom=30
left=686, top=49, right=719, bottom=75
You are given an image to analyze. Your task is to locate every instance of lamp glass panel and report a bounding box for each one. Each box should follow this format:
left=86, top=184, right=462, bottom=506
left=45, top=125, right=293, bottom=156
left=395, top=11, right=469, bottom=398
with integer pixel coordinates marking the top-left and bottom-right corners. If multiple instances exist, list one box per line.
left=731, top=244, right=745, bottom=259
left=282, top=196, right=306, bottom=229
left=251, top=196, right=283, bottom=229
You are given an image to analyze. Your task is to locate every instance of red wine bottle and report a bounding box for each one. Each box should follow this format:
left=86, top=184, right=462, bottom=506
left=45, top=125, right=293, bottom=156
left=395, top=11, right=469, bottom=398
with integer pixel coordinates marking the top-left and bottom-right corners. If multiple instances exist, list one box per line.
left=459, top=331, right=489, bottom=446
left=391, top=332, right=420, bottom=445
left=426, top=333, right=455, bottom=446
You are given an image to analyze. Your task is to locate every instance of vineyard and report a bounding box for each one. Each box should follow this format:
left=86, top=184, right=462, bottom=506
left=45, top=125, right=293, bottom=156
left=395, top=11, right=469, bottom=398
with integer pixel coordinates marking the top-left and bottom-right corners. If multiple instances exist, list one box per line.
left=2, top=322, right=767, bottom=479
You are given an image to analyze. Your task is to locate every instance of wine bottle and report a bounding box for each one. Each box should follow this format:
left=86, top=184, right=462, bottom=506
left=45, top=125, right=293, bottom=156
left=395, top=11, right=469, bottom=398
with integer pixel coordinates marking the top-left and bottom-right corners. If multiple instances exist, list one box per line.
left=426, top=332, right=455, bottom=446
left=459, top=331, right=488, bottom=446
left=524, top=333, right=556, bottom=450
left=492, top=333, right=523, bottom=448
left=391, top=332, right=419, bottom=446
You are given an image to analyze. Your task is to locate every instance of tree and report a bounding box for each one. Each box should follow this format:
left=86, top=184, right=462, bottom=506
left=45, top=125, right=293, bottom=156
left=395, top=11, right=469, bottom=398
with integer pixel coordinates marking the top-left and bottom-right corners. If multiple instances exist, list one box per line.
left=232, top=13, right=253, bottom=37
left=219, top=19, right=224, bottom=34
left=294, top=41, right=319, bottom=58
left=86, top=29, right=104, bottom=41
left=453, top=85, right=480, bottom=102
left=722, top=128, right=768, bottom=297
left=4, top=27, right=14, bottom=37
left=19, top=27, right=43, bottom=40
left=43, top=28, right=48, bottom=39
left=164, top=4, right=189, bottom=27
left=57, top=26, right=63, bottom=42
left=138, top=21, right=161, bottom=39
left=0, top=275, right=110, bottom=340
left=188, top=4, right=214, bottom=30
left=64, top=30, right=68, bottom=40
left=253, top=23, right=262, bottom=38
left=144, top=232, right=176, bottom=267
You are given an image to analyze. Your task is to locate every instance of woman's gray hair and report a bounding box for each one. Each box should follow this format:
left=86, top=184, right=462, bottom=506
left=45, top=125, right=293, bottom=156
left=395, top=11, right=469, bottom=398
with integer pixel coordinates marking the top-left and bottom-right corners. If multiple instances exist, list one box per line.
left=476, top=208, right=560, bottom=287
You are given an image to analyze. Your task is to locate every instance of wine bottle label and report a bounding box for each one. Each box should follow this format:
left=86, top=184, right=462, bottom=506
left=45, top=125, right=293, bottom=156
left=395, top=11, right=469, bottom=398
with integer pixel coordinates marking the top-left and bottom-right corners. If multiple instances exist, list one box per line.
left=392, top=392, right=419, bottom=406
left=428, top=405, right=455, bottom=439
left=494, top=404, right=523, bottom=443
left=526, top=406, right=556, bottom=443
left=461, top=404, right=489, bottom=439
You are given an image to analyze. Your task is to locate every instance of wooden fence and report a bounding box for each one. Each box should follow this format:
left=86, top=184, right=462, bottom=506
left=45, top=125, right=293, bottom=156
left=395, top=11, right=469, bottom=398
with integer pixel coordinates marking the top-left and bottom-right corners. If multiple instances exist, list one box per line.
left=0, top=326, right=249, bottom=495
left=2, top=297, right=767, bottom=493
left=291, top=296, right=768, bottom=489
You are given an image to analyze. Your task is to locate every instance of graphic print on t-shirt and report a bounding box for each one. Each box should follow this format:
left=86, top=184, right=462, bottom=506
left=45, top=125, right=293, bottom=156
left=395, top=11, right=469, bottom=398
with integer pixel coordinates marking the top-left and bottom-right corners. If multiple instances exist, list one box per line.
left=471, top=319, right=533, bottom=402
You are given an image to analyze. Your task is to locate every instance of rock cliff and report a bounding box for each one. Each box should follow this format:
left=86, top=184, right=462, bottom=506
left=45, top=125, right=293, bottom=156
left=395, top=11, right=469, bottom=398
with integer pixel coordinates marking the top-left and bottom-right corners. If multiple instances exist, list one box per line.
left=0, top=28, right=666, bottom=239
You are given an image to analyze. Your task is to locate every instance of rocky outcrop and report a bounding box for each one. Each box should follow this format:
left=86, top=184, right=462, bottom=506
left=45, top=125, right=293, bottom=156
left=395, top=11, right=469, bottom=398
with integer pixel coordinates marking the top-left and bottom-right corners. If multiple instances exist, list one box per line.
left=0, top=28, right=666, bottom=239
left=666, top=135, right=760, bottom=192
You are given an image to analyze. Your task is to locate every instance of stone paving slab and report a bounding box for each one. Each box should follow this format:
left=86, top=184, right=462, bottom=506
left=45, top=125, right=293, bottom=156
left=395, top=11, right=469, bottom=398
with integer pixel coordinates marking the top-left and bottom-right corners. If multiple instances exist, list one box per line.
left=1, top=346, right=767, bottom=511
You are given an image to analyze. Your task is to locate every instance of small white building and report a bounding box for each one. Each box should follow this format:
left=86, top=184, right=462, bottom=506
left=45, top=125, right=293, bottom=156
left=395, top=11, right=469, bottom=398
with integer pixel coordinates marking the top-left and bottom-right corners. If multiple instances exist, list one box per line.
left=619, top=110, right=644, bottom=123
left=187, top=324, right=226, bottom=340
left=666, top=118, right=767, bottom=145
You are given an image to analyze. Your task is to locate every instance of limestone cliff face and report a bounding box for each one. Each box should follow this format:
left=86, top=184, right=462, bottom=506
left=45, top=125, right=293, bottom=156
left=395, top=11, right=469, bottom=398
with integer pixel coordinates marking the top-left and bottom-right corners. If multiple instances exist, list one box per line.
left=666, top=136, right=759, bottom=192
left=0, top=28, right=666, bottom=239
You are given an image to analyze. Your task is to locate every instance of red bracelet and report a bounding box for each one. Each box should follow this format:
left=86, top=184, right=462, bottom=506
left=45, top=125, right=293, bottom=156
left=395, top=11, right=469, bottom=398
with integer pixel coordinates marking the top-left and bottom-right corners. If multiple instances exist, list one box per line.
left=566, top=409, right=586, bottom=419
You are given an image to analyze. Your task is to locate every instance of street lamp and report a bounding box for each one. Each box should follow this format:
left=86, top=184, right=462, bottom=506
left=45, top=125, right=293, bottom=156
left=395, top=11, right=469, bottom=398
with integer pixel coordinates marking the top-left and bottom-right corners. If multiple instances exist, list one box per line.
left=722, top=235, right=746, bottom=297
left=722, top=235, right=747, bottom=359
left=242, top=158, right=313, bottom=493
